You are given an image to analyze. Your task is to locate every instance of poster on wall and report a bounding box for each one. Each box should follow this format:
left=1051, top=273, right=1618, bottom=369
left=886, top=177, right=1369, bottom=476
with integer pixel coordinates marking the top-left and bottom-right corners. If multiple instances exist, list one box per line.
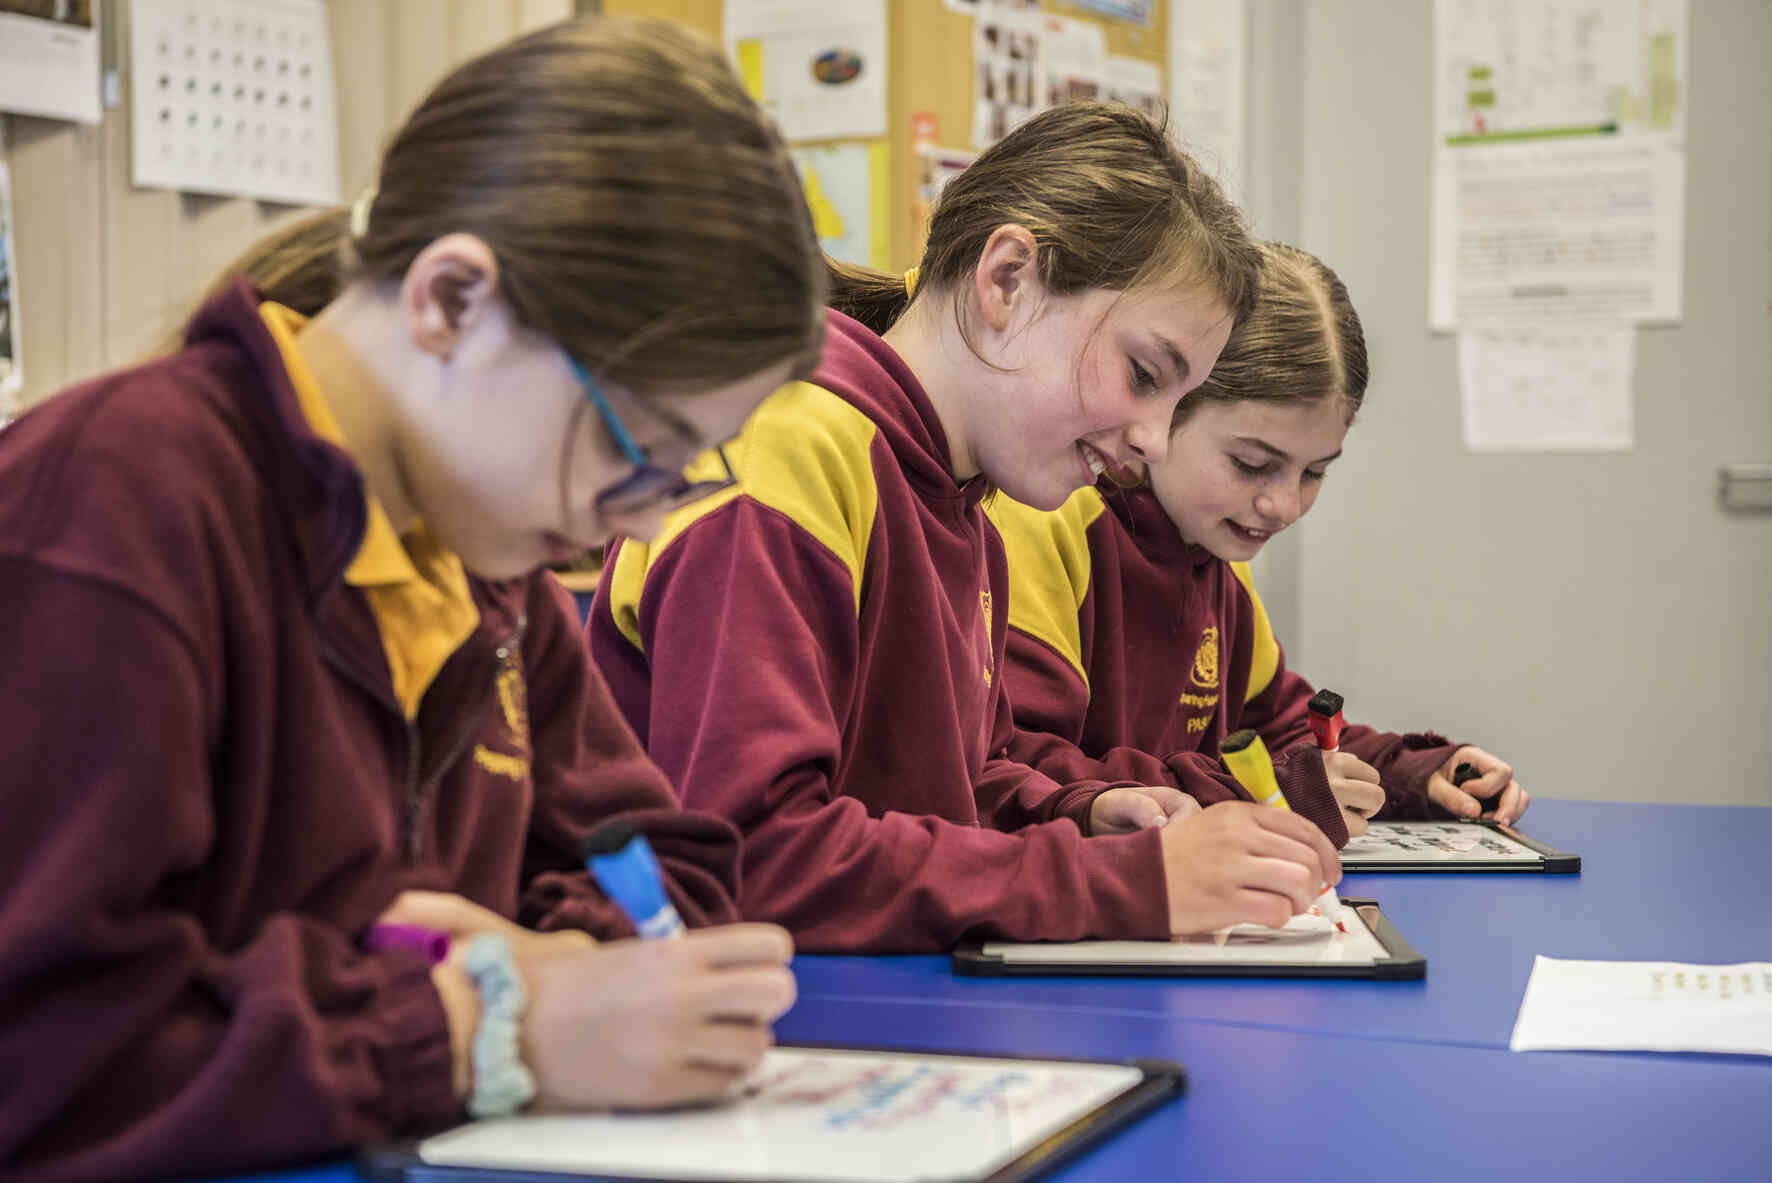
left=129, top=0, right=341, bottom=206
left=0, top=0, right=102, bottom=124
left=726, top=0, right=886, bottom=142
left=0, top=161, right=20, bottom=412
left=972, top=0, right=1044, bottom=149
left=791, top=141, right=890, bottom=270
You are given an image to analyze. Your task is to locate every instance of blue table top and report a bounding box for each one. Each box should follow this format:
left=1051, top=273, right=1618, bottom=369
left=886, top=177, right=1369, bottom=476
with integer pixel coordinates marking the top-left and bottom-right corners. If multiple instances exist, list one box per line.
left=776, top=995, right=1772, bottom=1183
left=180, top=800, right=1772, bottom=1182
left=791, top=799, right=1772, bottom=1052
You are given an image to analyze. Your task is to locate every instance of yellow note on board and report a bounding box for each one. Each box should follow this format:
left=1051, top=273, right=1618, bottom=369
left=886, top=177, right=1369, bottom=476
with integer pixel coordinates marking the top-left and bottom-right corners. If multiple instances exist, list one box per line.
left=734, top=39, right=764, bottom=104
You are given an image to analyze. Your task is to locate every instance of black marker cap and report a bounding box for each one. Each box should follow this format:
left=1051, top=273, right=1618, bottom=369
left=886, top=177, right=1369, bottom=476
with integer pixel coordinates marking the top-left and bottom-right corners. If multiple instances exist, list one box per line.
left=584, top=820, right=642, bottom=859
left=1220, top=728, right=1259, bottom=754
left=1307, top=688, right=1344, bottom=718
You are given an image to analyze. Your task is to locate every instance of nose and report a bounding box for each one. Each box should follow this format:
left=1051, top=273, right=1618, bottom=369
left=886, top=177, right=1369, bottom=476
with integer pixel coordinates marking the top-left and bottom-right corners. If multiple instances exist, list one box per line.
left=1123, top=396, right=1178, bottom=465
left=1253, top=482, right=1303, bottom=528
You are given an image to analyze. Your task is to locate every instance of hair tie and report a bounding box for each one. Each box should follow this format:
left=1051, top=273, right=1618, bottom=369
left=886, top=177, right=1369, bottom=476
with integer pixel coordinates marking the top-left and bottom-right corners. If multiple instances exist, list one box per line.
left=349, top=183, right=379, bottom=239
left=902, top=266, right=920, bottom=298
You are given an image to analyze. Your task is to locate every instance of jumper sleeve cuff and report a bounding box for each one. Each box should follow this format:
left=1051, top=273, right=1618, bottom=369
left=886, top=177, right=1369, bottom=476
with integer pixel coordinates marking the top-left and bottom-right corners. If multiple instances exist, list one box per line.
left=1272, top=745, right=1348, bottom=847
left=1081, top=827, right=1171, bottom=940
left=378, top=948, right=467, bottom=1134
left=1375, top=740, right=1463, bottom=820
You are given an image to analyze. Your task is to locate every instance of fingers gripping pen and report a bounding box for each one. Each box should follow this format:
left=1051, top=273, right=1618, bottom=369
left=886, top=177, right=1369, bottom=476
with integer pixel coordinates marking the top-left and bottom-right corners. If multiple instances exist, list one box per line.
left=1221, top=728, right=1348, bottom=932
left=585, top=821, right=686, bottom=940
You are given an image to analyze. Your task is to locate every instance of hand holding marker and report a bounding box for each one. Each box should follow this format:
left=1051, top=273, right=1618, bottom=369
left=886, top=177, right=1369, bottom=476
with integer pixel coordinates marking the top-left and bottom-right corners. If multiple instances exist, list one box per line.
left=586, top=821, right=685, bottom=940
left=1220, top=728, right=1349, bottom=933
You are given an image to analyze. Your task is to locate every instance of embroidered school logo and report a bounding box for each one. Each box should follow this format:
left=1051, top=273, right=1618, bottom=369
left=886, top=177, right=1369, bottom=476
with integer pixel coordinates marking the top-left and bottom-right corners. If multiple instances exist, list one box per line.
left=473, top=648, right=531, bottom=782
left=1189, top=626, right=1221, bottom=689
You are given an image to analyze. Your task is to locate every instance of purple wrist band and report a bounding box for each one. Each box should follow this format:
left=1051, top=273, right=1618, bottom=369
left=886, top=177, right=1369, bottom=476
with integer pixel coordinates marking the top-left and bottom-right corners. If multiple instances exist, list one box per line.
left=365, top=923, right=451, bottom=965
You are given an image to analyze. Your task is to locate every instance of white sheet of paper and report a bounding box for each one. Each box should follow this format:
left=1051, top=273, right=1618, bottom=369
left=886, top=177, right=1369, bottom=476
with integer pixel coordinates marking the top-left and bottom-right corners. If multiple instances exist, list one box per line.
left=1457, top=323, right=1635, bottom=451
left=1511, top=956, right=1772, bottom=1057
left=726, top=0, right=886, bottom=142
left=0, top=7, right=101, bottom=124
left=982, top=910, right=1390, bottom=967
left=419, top=1047, right=1145, bottom=1182
left=1343, top=822, right=1544, bottom=863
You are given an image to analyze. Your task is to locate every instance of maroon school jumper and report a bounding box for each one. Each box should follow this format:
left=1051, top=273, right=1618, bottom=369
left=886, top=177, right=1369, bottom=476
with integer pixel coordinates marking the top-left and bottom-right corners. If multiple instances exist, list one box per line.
left=0, top=281, right=741, bottom=1182
left=589, top=310, right=1169, bottom=954
left=992, top=482, right=1462, bottom=839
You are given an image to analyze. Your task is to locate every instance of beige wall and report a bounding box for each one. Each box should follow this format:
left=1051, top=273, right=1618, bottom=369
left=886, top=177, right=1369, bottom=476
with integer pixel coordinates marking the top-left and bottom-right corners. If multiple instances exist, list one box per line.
left=0, top=0, right=571, bottom=413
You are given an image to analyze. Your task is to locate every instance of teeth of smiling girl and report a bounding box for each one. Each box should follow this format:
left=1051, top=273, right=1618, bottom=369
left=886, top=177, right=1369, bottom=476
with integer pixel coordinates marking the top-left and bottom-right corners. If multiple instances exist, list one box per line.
left=1081, top=443, right=1106, bottom=477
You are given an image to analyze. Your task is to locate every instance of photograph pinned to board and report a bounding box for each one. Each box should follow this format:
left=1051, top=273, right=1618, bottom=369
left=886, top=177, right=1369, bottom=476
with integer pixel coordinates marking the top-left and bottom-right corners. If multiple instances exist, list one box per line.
left=972, top=0, right=1045, bottom=149
left=0, top=0, right=101, bottom=124
left=361, top=1045, right=1185, bottom=1183
left=1340, top=820, right=1581, bottom=874
left=726, top=0, right=886, bottom=142
left=0, top=161, right=19, bottom=409
left=954, top=898, right=1426, bottom=979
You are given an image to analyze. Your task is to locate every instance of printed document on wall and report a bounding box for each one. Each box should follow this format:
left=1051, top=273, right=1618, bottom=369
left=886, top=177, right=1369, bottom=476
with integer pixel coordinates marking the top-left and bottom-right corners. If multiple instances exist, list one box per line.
left=1167, top=0, right=1245, bottom=201
left=1429, top=0, right=1688, bottom=330
left=1457, top=324, right=1634, bottom=452
left=726, top=0, right=886, bottom=142
left=0, top=1, right=101, bottom=124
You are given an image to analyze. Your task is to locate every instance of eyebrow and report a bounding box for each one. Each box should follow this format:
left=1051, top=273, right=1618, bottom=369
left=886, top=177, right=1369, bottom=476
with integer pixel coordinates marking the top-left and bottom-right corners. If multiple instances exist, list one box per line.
left=1152, top=333, right=1190, bottom=382
left=1233, top=436, right=1344, bottom=466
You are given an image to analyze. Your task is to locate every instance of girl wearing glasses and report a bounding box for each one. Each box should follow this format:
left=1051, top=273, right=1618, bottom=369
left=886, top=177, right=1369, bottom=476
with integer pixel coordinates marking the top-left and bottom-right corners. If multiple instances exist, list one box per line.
left=591, top=103, right=1343, bottom=953
left=0, top=19, right=819, bottom=1181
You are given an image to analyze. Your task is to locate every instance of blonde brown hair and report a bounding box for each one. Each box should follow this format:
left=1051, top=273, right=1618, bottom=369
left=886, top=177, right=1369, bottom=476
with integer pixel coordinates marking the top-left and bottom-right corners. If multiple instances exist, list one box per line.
left=189, top=17, right=824, bottom=393
left=830, top=103, right=1258, bottom=349
left=1177, top=241, right=1367, bottom=427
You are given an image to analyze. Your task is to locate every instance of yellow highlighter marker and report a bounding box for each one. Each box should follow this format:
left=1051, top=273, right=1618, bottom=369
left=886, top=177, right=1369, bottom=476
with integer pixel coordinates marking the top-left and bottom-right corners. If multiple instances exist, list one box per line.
left=1220, top=728, right=1349, bottom=932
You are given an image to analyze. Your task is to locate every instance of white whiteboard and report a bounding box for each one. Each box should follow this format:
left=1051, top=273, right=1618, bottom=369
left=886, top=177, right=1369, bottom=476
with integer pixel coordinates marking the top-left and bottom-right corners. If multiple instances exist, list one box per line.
left=982, top=911, right=1391, bottom=968
left=418, top=1047, right=1147, bottom=1182
left=1343, top=821, right=1544, bottom=864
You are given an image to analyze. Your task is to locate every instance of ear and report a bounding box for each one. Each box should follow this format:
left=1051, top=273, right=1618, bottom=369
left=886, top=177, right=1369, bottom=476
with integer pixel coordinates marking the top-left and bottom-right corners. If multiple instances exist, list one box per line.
left=401, top=233, right=502, bottom=362
left=971, top=224, right=1043, bottom=333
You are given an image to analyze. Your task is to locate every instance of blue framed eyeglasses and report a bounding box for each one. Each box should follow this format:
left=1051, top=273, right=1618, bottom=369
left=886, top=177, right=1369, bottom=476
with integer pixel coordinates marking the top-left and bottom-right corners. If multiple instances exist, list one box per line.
left=569, top=358, right=737, bottom=515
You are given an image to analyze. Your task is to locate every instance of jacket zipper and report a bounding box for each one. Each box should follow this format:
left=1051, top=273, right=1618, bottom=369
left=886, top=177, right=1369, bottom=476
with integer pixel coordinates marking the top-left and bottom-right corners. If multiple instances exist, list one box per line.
left=403, top=615, right=528, bottom=863
left=318, top=614, right=527, bottom=865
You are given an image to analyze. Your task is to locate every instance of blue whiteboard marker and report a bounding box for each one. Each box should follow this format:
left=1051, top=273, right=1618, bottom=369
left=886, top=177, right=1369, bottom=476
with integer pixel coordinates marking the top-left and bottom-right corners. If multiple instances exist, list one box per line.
left=585, top=821, right=685, bottom=940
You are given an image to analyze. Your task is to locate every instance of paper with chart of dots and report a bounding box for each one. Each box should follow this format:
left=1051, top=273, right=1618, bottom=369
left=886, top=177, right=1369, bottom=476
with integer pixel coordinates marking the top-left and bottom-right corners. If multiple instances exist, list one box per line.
left=130, top=0, right=338, bottom=206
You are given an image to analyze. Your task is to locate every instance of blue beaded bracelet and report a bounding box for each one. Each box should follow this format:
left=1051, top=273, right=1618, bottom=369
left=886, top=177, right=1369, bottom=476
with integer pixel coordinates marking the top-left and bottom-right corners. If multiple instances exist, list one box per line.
left=462, top=933, right=537, bottom=1118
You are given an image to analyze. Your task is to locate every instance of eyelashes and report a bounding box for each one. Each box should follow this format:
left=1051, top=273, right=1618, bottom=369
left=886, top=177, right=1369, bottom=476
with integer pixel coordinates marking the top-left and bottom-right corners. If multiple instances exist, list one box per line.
left=1129, top=359, right=1157, bottom=392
